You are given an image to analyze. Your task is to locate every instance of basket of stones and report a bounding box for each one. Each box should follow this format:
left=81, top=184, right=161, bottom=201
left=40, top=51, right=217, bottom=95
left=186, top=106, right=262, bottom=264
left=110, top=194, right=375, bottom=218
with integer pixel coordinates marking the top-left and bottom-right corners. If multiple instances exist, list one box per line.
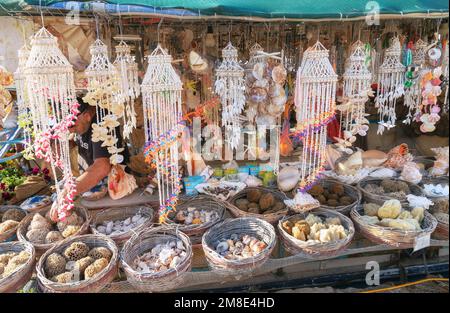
left=228, top=187, right=288, bottom=224
left=278, top=209, right=355, bottom=257
left=90, top=205, right=154, bottom=248
left=0, top=206, right=27, bottom=242
left=306, top=179, right=362, bottom=215
left=17, top=207, right=90, bottom=257
left=358, top=178, right=424, bottom=207
left=121, top=226, right=193, bottom=292
left=0, top=241, right=35, bottom=293
left=351, top=199, right=438, bottom=248
left=202, top=217, right=277, bottom=277
left=165, top=195, right=227, bottom=244
left=36, top=234, right=119, bottom=293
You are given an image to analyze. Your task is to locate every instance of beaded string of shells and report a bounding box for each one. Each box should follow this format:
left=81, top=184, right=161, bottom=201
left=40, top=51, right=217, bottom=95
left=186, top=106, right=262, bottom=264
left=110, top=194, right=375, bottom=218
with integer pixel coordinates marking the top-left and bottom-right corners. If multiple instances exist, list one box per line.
left=14, top=44, right=34, bottom=159
left=403, top=38, right=428, bottom=125
left=84, top=39, right=124, bottom=165
left=294, top=41, right=338, bottom=192
left=442, top=41, right=449, bottom=113
left=375, top=36, right=405, bottom=135
left=113, top=41, right=139, bottom=140
left=215, top=42, right=246, bottom=150
left=141, top=44, right=183, bottom=222
left=339, top=40, right=372, bottom=150
left=244, top=42, right=265, bottom=125
left=24, top=27, right=79, bottom=220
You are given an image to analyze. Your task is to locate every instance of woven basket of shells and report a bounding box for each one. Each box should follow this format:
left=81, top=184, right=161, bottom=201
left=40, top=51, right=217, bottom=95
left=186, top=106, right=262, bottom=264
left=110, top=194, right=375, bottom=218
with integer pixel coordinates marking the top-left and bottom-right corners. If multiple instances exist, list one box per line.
left=164, top=195, right=227, bottom=244
left=305, top=179, right=362, bottom=215
left=121, top=226, right=193, bottom=292
left=36, top=234, right=119, bottom=293
left=278, top=209, right=355, bottom=257
left=357, top=178, right=424, bottom=207
left=202, top=217, right=276, bottom=277
left=351, top=205, right=438, bottom=248
left=0, top=206, right=27, bottom=242
left=0, top=241, right=35, bottom=293
left=90, top=205, right=155, bottom=248
left=17, top=206, right=90, bottom=258
left=228, top=187, right=289, bottom=224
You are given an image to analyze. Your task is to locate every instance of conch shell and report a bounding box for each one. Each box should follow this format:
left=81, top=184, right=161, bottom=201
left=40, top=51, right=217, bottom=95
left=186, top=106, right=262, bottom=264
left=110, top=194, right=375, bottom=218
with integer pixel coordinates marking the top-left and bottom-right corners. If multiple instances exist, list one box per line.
left=108, top=165, right=138, bottom=200
left=271, top=64, right=287, bottom=84
left=252, top=63, right=265, bottom=80
left=384, top=144, right=414, bottom=169
left=250, top=87, right=268, bottom=103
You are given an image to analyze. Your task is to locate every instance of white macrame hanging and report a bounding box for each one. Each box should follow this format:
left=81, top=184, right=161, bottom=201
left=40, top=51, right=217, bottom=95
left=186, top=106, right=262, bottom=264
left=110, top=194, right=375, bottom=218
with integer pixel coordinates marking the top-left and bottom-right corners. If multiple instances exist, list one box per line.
left=141, top=44, right=183, bottom=221
left=404, top=38, right=428, bottom=124
left=375, top=36, right=405, bottom=135
left=341, top=40, right=372, bottom=140
left=215, top=42, right=246, bottom=150
left=113, top=41, right=139, bottom=139
left=84, top=39, right=124, bottom=165
left=295, top=41, right=338, bottom=191
left=14, top=44, right=34, bottom=159
left=24, top=27, right=78, bottom=220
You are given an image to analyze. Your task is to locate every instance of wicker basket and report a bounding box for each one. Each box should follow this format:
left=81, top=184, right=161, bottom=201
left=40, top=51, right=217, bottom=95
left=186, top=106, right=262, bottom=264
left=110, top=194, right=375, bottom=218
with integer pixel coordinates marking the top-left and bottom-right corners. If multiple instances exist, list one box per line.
left=421, top=176, right=449, bottom=201
left=17, top=207, right=90, bottom=258
left=228, top=187, right=289, bottom=224
left=0, top=241, right=36, bottom=293
left=202, top=217, right=277, bottom=277
left=36, top=234, right=119, bottom=293
left=121, top=226, right=193, bottom=292
left=278, top=209, right=355, bottom=257
left=432, top=219, right=449, bottom=240
left=351, top=205, right=438, bottom=248
left=164, top=195, right=227, bottom=244
left=357, top=178, right=424, bottom=207
left=315, top=179, right=362, bottom=215
left=0, top=206, right=27, bottom=242
left=90, top=205, right=155, bottom=248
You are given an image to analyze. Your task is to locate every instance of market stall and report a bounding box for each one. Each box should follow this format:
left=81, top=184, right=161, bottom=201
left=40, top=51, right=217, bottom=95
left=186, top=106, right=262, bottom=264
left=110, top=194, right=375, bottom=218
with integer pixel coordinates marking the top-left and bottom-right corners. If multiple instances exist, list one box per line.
left=0, top=0, right=449, bottom=293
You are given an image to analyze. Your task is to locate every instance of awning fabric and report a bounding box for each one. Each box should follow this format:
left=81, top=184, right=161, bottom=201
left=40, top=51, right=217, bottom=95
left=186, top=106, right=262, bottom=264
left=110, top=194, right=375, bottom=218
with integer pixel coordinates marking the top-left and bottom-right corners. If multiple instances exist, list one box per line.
left=1, top=0, right=449, bottom=20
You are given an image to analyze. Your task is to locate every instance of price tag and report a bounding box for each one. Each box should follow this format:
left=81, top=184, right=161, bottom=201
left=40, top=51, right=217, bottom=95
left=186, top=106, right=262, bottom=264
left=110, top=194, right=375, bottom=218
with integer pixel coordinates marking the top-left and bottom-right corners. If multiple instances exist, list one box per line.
left=413, top=234, right=431, bottom=252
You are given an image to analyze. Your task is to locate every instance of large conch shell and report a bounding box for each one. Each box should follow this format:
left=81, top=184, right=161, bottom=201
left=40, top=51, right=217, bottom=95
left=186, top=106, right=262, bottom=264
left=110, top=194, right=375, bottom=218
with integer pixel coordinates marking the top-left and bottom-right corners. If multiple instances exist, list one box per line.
left=250, top=87, right=268, bottom=103
left=361, top=150, right=388, bottom=168
left=108, top=165, right=138, bottom=200
left=271, top=64, right=287, bottom=84
left=335, top=151, right=363, bottom=176
left=252, top=62, right=265, bottom=80
left=384, top=143, right=414, bottom=169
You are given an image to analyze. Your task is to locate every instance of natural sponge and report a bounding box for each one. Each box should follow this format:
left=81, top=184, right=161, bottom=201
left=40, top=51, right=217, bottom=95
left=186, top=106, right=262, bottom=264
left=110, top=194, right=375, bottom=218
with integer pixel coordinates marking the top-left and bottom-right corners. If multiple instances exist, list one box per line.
left=2, top=208, right=26, bottom=222
left=84, top=258, right=109, bottom=280
left=52, top=271, right=74, bottom=283
left=45, top=231, right=64, bottom=244
left=45, top=253, right=67, bottom=277
left=88, top=247, right=112, bottom=261
left=63, top=242, right=89, bottom=261
left=377, top=199, right=402, bottom=219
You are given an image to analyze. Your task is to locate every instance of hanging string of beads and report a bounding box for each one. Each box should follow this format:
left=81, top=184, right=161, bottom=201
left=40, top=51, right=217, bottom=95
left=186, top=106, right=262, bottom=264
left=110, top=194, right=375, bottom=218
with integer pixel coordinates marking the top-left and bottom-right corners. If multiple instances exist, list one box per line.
left=24, top=27, right=79, bottom=220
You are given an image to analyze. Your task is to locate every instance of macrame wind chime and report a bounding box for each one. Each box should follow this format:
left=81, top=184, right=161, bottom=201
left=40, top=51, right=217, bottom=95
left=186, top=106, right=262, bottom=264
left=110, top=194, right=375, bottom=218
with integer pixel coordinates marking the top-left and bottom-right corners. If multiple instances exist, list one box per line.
left=375, top=37, right=405, bottom=134
left=24, top=27, right=79, bottom=220
left=294, top=41, right=338, bottom=192
left=142, top=45, right=183, bottom=222
left=215, top=42, right=246, bottom=149
left=113, top=41, right=139, bottom=139
left=14, top=45, right=34, bottom=159
left=403, top=38, right=428, bottom=124
left=84, top=39, right=124, bottom=165
left=339, top=41, right=372, bottom=150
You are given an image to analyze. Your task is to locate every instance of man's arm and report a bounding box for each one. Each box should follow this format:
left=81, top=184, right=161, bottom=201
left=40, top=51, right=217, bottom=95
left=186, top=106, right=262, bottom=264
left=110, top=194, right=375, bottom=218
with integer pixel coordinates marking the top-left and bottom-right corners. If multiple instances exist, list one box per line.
left=73, top=157, right=111, bottom=196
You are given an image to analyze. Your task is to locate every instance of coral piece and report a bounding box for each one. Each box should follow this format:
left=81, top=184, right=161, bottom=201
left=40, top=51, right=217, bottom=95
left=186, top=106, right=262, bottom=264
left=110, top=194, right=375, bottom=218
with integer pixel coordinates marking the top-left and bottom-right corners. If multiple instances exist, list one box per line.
left=45, top=231, right=64, bottom=244
left=45, top=253, right=67, bottom=277
left=63, top=242, right=90, bottom=261
left=2, top=209, right=26, bottom=223
left=84, top=257, right=109, bottom=279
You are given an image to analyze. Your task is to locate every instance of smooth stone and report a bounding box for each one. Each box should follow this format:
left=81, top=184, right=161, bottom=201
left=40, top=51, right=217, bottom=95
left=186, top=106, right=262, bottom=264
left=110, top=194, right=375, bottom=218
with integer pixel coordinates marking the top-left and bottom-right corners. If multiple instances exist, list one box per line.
left=97, top=225, right=106, bottom=234
left=124, top=218, right=131, bottom=226
left=131, top=215, right=141, bottom=223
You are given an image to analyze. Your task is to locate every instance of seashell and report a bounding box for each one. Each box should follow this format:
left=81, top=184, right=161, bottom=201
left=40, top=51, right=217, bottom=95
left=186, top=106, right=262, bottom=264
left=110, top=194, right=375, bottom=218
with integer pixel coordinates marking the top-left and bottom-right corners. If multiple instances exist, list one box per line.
left=277, top=166, right=300, bottom=192
left=105, top=221, right=113, bottom=235
left=176, top=240, right=184, bottom=250
left=230, top=233, right=239, bottom=241
left=253, top=78, right=269, bottom=89
left=151, top=244, right=162, bottom=255
left=242, top=235, right=252, bottom=245
left=400, top=162, right=422, bottom=184
left=245, top=175, right=263, bottom=188
left=136, top=217, right=146, bottom=225
left=169, top=241, right=176, bottom=248
left=268, top=83, right=284, bottom=97
left=271, top=64, right=287, bottom=84
left=123, top=218, right=131, bottom=226
left=252, top=63, right=265, bottom=80
left=184, top=215, right=193, bottom=225
left=131, top=214, right=141, bottom=223
left=169, top=256, right=181, bottom=269
left=250, top=87, right=268, bottom=103
left=361, top=150, right=388, bottom=168
left=216, top=241, right=229, bottom=254
left=193, top=210, right=200, bottom=218
left=187, top=207, right=196, bottom=213
left=420, top=122, right=436, bottom=133
left=96, top=225, right=106, bottom=234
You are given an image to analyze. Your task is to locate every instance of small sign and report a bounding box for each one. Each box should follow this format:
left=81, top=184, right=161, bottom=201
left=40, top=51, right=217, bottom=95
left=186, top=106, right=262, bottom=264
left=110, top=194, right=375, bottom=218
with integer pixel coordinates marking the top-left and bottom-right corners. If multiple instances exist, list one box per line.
left=413, top=234, right=431, bottom=252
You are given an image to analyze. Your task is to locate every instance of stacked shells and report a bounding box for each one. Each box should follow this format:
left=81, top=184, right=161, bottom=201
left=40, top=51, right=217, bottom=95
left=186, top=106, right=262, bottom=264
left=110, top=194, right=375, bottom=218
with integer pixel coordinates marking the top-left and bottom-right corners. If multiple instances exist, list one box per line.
left=0, top=250, right=31, bottom=279
left=169, top=207, right=219, bottom=226
left=214, top=233, right=267, bottom=260
left=25, top=211, right=84, bottom=244
left=94, top=213, right=148, bottom=236
left=43, top=242, right=112, bottom=283
left=132, top=240, right=187, bottom=274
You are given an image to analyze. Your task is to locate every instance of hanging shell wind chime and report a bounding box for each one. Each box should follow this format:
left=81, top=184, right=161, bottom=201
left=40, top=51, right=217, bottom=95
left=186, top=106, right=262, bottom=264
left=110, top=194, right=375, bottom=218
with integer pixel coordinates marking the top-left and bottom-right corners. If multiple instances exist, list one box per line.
left=375, top=36, right=406, bottom=134
left=404, top=38, right=428, bottom=124
left=294, top=41, right=338, bottom=193
left=113, top=41, right=139, bottom=139
left=142, top=45, right=183, bottom=222
left=215, top=42, right=246, bottom=150
left=14, top=44, right=34, bottom=159
left=339, top=41, right=372, bottom=150
left=84, top=39, right=124, bottom=165
left=24, top=27, right=79, bottom=220
left=442, top=41, right=449, bottom=113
